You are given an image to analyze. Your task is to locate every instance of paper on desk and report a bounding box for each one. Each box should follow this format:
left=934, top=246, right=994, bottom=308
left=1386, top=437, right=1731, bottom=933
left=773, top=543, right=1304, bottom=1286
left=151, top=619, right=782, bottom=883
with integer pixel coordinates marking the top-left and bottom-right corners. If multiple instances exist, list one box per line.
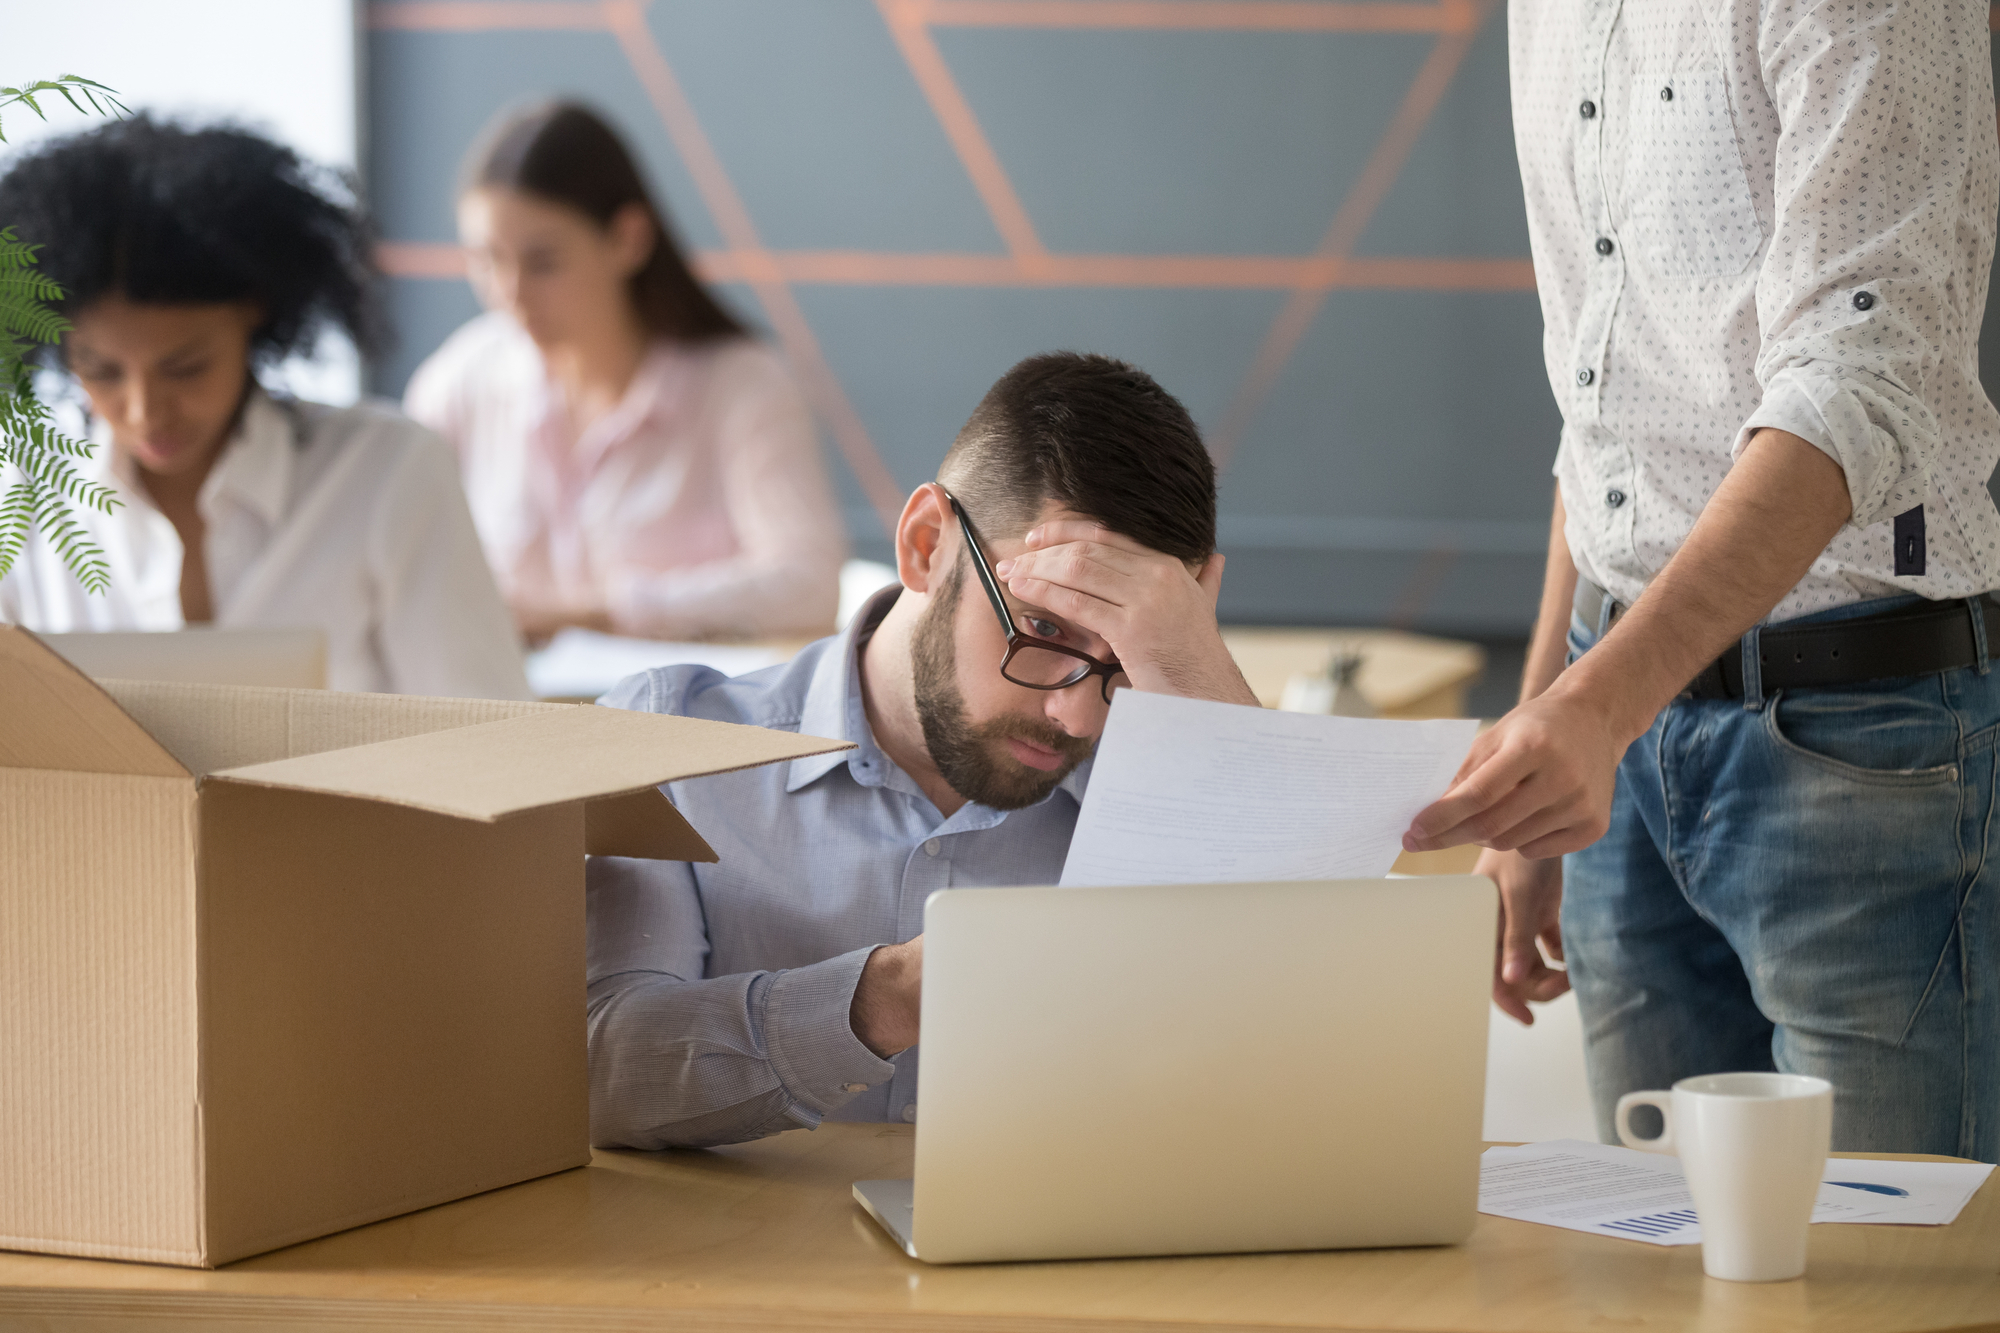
left=1058, top=690, right=1479, bottom=888
left=1478, top=1140, right=1993, bottom=1247
left=525, top=629, right=785, bottom=700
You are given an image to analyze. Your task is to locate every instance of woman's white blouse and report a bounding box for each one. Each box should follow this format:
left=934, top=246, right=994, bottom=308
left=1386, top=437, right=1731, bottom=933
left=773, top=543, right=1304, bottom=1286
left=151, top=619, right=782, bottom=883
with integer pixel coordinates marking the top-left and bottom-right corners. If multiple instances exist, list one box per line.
left=0, top=390, right=533, bottom=700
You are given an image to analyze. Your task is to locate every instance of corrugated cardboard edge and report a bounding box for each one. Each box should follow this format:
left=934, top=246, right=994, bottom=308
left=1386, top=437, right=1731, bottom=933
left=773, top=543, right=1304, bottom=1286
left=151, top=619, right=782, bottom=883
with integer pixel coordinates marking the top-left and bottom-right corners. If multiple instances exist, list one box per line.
left=0, top=626, right=189, bottom=778
left=206, top=707, right=854, bottom=825
left=200, top=1148, right=591, bottom=1269
left=0, top=1232, right=207, bottom=1267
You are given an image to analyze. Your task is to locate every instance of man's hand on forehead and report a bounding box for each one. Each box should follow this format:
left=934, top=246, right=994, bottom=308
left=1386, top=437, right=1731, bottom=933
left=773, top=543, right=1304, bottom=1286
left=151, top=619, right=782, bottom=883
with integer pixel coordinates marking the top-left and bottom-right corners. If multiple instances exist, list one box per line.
left=994, top=520, right=1258, bottom=707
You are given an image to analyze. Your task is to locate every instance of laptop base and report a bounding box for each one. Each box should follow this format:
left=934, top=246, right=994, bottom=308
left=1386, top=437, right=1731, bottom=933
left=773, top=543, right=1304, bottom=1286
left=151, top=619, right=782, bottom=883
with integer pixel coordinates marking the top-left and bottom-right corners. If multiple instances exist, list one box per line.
left=853, top=1179, right=918, bottom=1258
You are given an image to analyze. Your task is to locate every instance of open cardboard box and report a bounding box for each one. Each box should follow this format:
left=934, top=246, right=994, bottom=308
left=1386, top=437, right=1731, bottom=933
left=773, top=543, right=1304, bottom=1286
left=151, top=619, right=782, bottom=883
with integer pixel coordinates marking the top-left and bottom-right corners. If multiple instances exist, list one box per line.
left=0, top=625, right=847, bottom=1267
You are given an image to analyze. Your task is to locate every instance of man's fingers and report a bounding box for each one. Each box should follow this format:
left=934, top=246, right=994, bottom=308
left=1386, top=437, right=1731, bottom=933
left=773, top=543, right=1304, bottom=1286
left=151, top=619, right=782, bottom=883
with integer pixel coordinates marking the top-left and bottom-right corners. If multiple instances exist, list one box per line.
left=1493, top=983, right=1535, bottom=1026
left=1525, top=967, right=1572, bottom=1003
left=1514, top=818, right=1609, bottom=860
left=1024, top=520, right=1142, bottom=554
left=999, top=542, right=1143, bottom=591
left=1000, top=573, right=1120, bottom=625
left=1196, top=552, right=1225, bottom=598
left=1405, top=758, right=1536, bottom=849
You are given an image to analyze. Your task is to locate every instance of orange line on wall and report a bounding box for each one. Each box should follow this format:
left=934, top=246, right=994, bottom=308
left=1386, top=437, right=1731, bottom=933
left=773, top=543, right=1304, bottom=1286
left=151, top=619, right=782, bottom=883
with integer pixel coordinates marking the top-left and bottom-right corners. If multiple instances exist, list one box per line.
left=378, top=241, right=469, bottom=277
left=367, top=0, right=1469, bottom=33
left=367, top=1, right=607, bottom=29
left=380, top=241, right=1533, bottom=290
left=875, top=0, right=1052, bottom=272
left=923, top=0, right=1471, bottom=33
left=602, top=0, right=909, bottom=535
left=1210, top=0, right=1494, bottom=467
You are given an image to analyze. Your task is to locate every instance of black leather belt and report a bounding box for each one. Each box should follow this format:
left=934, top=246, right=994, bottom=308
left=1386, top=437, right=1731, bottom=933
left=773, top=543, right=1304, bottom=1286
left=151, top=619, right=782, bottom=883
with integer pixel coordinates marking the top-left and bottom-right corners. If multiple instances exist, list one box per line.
left=1573, top=578, right=2000, bottom=700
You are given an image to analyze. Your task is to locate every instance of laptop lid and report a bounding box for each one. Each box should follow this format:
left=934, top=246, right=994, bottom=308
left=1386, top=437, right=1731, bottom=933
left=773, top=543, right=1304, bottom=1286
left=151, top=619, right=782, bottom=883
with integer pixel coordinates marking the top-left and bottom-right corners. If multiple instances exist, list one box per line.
left=896, top=876, right=1494, bottom=1264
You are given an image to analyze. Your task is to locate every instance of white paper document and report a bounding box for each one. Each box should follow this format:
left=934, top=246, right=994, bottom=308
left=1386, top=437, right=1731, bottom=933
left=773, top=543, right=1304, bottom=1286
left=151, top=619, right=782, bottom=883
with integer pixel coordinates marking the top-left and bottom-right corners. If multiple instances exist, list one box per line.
left=1058, top=690, right=1479, bottom=888
left=1479, top=1140, right=1994, bottom=1246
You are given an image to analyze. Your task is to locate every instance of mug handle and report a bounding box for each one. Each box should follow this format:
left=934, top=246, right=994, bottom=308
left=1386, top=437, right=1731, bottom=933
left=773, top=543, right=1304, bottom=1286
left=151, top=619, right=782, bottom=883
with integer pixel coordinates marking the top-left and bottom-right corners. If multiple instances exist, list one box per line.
left=1615, top=1090, right=1676, bottom=1154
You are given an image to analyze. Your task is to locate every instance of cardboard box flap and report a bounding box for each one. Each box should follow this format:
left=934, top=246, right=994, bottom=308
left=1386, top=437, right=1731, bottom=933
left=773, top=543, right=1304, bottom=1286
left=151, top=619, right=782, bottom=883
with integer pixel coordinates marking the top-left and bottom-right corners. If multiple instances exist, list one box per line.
left=0, top=625, right=188, bottom=778
left=586, top=787, right=716, bottom=862
left=100, top=679, right=559, bottom=777
left=209, top=704, right=851, bottom=824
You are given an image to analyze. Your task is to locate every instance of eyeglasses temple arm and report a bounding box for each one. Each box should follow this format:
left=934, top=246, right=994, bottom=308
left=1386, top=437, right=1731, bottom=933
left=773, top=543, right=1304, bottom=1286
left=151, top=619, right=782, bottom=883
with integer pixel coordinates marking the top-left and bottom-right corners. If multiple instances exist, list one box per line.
left=945, top=493, right=1015, bottom=629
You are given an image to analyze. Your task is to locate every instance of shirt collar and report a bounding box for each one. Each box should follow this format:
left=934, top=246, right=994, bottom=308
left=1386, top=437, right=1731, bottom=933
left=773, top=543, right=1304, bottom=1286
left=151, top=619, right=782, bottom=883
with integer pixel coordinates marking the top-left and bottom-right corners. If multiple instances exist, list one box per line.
left=784, top=583, right=1095, bottom=809
left=197, top=390, right=295, bottom=526
left=787, top=584, right=900, bottom=793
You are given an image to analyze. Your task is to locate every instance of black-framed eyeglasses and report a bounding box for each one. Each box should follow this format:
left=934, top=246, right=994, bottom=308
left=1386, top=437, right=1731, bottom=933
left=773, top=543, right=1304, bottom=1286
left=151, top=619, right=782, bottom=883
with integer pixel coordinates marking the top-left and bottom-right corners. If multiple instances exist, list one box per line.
left=945, top=490, right=1128, bottom=704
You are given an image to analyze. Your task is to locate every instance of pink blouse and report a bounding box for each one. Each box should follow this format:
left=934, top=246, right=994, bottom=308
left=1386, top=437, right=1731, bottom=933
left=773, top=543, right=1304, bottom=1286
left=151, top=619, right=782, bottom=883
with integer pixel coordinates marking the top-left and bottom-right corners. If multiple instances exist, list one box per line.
left=405, top=312, right=847, bottom=640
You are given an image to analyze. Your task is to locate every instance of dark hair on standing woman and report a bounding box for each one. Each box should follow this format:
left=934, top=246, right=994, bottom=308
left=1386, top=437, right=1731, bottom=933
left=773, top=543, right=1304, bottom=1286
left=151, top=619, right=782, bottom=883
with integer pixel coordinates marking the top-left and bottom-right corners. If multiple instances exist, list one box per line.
left=0, top=113, right=383, bottom=366
left=466, top=100, right=747, bottom=343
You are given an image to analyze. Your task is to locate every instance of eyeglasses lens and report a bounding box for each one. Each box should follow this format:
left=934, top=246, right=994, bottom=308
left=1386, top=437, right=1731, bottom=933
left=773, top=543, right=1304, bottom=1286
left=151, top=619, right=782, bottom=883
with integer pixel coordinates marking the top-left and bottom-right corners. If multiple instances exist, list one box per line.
left=1002, top=643, right=1093, bottom=688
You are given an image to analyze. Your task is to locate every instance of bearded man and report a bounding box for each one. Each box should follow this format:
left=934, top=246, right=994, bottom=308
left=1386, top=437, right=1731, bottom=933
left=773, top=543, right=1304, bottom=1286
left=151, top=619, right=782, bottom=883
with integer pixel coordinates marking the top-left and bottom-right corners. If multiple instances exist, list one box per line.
left=585, top=352, right=1259, bottom=1149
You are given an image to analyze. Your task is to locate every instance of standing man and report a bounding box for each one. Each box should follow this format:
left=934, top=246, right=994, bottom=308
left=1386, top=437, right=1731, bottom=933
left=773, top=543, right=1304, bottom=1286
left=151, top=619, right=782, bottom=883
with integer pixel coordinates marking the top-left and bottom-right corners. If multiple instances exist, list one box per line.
left=1406, top=1, right=2000, bottom=1159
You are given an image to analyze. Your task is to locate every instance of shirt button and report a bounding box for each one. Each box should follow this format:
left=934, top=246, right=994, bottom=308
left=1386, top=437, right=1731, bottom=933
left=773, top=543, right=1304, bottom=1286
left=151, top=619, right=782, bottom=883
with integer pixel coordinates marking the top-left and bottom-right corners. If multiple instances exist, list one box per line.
left=1594, top=236, right=1615, bottom=256
left=1579, top=99, right=1597, bottom=119
left=1576, top=368, right=1595, bottom=386
left=901, top=1104, right=918, bottom=1123
left=924, top=838, right=940, bottom=857
left=1660, top=86, right=1674, bottom=102
left=1606, top=489, right=1626, bottom=509
left=1853, top=291, right=1875, bottom=311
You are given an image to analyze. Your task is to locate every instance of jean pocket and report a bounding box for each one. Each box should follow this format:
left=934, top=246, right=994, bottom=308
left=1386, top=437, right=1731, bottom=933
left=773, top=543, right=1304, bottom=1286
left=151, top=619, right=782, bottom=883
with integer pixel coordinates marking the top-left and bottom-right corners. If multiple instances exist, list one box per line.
left=1762, top=685, right=1961, bottom=786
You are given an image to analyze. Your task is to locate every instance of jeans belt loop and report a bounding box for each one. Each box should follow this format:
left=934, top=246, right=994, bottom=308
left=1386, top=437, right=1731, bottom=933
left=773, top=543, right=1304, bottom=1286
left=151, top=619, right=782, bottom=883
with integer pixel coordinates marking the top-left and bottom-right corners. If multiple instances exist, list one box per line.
left=1739, top=625, right=1765, bottom=712
left=1970, top=596, right=1992, bottom=676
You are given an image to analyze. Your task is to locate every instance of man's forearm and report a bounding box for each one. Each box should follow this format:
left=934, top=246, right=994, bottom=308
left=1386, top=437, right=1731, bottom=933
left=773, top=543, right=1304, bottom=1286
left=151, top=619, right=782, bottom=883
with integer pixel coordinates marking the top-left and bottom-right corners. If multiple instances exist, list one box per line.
left=1547, top=429, right=1852, bottom=741
left=1520, top=486, right=1578, bottom=706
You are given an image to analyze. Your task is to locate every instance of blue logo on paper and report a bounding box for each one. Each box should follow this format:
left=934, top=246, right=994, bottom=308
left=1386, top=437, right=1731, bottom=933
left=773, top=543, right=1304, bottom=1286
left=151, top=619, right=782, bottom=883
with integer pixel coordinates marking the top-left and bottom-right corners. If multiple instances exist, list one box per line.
left=1828, top=1181, right=1910, bottom=1197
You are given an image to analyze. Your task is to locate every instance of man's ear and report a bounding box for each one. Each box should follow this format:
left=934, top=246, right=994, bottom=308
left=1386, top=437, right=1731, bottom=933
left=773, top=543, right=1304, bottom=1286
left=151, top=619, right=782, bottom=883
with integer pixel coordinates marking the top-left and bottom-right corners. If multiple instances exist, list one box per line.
left=896, top=483, right=950, bottom=594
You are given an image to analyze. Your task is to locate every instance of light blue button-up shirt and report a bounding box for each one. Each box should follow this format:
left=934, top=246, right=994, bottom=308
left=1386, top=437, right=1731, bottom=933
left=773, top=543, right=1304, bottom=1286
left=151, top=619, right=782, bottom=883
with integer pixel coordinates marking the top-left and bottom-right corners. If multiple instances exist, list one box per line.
left=586, top=588, right=1088, bottom=1149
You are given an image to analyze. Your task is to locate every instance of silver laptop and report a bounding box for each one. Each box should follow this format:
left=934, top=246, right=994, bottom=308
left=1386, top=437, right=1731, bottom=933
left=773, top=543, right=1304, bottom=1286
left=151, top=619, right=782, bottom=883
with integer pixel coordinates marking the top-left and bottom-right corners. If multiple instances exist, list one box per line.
left=854, top=876, right=1494, bottom=1264
left=38, top=627, right=327, bottom=689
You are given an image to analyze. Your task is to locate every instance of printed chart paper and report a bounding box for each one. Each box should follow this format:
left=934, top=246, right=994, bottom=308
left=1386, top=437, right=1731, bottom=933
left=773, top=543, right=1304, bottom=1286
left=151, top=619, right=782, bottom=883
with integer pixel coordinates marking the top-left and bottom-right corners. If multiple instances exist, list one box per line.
left=1060, top=690, right=1479, bottom=887
left=1479, top=1140, right=1994, bottom=1246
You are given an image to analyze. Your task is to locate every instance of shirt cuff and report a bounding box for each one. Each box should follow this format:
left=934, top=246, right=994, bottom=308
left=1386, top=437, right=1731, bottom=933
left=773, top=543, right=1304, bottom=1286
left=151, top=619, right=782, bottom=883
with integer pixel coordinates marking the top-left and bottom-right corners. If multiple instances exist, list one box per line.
left=757, top=946, right=897, bottom=1121
left=1737, top=367, right=1934, bottom=529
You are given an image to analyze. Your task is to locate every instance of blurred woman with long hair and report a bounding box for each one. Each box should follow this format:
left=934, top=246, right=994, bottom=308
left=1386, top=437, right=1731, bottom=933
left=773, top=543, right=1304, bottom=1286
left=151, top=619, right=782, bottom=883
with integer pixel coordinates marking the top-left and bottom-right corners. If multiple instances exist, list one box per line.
left=405, top=102, right=846, bottom=643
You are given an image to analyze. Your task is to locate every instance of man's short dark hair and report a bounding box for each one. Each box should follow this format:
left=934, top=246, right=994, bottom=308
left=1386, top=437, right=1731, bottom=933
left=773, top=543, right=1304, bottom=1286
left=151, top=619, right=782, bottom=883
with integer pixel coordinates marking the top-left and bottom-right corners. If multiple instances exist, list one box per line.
left=937, top=352, right=1216, bottom=563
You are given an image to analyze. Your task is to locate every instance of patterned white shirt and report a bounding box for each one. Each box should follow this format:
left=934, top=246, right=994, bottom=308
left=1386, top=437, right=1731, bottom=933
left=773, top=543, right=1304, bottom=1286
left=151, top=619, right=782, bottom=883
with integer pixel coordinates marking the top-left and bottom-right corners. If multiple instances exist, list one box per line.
left=1511, top=0, right=2000, bottom=621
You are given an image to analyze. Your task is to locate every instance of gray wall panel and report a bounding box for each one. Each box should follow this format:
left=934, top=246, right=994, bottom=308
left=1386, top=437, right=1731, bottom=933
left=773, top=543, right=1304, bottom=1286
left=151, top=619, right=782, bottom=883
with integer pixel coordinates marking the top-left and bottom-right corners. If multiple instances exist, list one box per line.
left=366, top=0, right=1564, bottom=633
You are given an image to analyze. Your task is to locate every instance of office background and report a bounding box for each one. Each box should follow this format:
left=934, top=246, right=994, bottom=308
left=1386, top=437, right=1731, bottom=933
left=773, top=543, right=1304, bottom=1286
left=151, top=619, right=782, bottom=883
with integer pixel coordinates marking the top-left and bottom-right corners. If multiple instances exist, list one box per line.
left=13, top=2, right=2000, bottom=634
left=365, top=0, right=1554, bottom=633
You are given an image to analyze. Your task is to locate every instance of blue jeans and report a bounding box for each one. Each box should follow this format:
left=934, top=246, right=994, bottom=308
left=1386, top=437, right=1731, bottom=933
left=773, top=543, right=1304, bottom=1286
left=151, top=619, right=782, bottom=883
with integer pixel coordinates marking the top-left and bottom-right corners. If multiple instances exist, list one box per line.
left=1563, top=594, right=2000, bottom=1160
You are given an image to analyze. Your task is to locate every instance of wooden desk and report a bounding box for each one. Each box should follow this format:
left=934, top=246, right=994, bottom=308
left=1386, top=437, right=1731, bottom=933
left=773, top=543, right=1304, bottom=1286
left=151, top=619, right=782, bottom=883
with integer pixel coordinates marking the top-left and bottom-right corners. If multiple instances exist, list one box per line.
left=1220, top=627, right=1487, bottom=720
left=2, top=1125, right=1993, bottom=1333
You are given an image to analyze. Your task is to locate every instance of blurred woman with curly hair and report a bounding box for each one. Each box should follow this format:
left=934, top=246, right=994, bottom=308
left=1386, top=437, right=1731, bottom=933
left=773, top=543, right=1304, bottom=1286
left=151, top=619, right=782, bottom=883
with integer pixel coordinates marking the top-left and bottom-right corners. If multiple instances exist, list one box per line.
left=0, top=116, right=531, bottom=699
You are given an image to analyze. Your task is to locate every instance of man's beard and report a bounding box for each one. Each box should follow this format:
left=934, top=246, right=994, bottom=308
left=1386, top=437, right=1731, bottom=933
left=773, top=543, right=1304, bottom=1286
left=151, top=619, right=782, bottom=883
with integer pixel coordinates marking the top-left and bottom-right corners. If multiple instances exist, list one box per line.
left=911, top=563, right=1095, bottom=811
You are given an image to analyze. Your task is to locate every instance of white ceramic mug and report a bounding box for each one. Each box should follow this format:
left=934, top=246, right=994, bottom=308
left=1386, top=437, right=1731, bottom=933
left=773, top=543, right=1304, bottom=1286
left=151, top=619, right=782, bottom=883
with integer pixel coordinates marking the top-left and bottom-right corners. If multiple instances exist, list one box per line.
left=1615, top=1072, right=1833, bottom=1282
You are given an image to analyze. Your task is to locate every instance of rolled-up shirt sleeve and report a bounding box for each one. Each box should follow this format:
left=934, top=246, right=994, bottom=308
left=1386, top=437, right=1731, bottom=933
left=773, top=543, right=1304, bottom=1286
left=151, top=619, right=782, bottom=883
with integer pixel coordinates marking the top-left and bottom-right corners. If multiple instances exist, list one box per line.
left=1735, top=0, right=1992, bottom=529
left=585, top=846, right=895, bottom=1149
